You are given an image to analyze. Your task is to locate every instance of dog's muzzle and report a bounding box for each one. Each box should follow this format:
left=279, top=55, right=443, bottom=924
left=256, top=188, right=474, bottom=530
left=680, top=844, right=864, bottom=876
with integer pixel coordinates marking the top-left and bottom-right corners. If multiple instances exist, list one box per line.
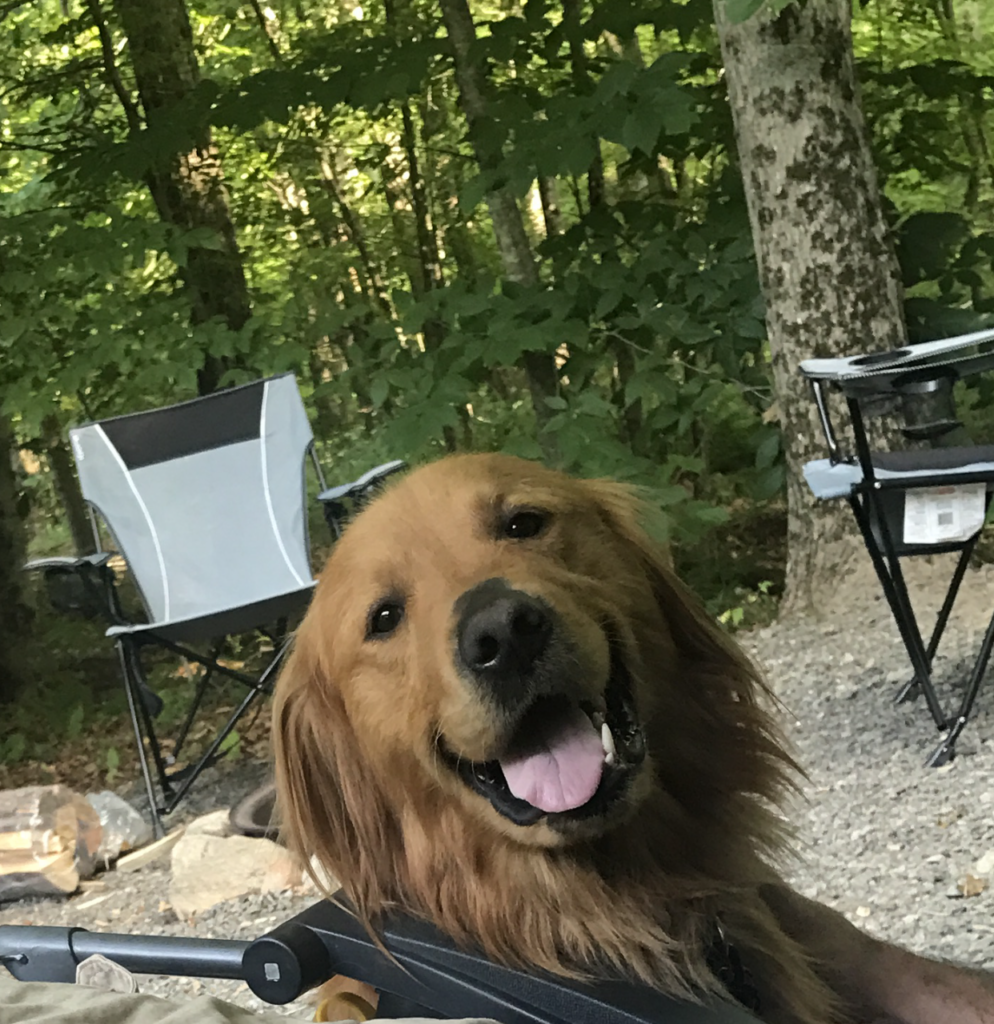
left=445, top=578, right=646, bottom=829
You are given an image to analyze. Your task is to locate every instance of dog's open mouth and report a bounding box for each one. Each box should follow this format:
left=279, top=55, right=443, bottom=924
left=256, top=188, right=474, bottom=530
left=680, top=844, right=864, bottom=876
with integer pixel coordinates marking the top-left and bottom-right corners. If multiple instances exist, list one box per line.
left=440, top=649, right=646, bottom=827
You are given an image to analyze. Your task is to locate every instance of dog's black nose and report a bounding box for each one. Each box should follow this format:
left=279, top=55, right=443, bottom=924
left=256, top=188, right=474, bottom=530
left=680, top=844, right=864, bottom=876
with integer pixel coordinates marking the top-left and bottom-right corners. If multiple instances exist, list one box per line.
left=456, top=578, right=553, bottom=686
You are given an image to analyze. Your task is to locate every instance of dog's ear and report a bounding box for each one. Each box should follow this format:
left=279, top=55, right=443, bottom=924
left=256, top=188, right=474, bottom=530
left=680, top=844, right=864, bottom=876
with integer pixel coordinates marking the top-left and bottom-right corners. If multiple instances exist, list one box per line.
left=272, top=628, right=402, bottom=917
left=583, top=477, right=752, bottom=689
left=583, top=477, right=795, bottom=812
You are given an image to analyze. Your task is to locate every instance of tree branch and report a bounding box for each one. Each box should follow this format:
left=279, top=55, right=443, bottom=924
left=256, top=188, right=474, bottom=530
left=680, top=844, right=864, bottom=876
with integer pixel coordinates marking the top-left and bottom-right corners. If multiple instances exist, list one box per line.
left=83, top=0, right=143, bottom=133
left=245, top=0, right=283, bottom=64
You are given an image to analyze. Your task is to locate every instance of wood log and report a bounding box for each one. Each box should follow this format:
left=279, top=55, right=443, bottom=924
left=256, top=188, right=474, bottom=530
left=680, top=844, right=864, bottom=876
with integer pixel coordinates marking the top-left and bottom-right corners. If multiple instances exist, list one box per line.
left=0, top=785, right=102, bottom=901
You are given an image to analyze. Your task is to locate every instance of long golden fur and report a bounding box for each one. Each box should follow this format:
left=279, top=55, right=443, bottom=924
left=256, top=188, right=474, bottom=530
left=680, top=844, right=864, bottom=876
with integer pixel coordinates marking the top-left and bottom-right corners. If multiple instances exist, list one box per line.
left=273, top=454, right=844, bottom=1024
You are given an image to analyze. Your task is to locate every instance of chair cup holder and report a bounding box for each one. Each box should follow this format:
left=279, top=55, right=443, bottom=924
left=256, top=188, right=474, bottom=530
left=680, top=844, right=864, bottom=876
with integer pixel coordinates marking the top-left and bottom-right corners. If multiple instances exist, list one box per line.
left=42, top=567, right=107, bottom=619
left=895, top=373, right=964, bottom=444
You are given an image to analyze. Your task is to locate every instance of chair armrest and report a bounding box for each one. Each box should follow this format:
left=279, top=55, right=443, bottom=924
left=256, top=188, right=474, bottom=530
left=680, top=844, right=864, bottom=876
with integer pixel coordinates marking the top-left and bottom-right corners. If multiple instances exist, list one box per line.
left=353, top=458, right=407, bottom=488
left=799, top=325, right=994, bottom=394
left=23, top=552, right=113, bottom=573
left=318, top=460, right=407, bottom=503
left=23, top=552, right=123, bottom=623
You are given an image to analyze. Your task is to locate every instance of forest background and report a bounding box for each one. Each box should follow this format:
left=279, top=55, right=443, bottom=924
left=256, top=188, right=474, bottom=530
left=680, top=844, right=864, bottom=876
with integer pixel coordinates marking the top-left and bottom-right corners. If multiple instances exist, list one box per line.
left=0, top=0, right=992, bottom=790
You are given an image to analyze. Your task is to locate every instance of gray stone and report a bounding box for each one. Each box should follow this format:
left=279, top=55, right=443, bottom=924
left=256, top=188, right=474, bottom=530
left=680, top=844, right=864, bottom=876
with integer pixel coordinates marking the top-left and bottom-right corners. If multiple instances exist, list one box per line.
left=169, top=833, right=302, bottom=918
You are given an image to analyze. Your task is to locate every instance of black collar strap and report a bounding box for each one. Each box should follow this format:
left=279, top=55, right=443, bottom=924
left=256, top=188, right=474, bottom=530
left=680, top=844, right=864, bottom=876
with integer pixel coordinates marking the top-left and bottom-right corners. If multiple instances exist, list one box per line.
left=704, top=922, right=762, bottom=1014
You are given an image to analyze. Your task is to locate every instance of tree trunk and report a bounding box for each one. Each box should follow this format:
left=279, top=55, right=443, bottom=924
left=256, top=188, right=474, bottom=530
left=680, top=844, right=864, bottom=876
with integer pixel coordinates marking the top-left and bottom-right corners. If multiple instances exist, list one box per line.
left=318, top=154, right=395, bottom=319
left=398, top=100, right=444, bottom=296
left=109, top=0, right=252, bottom=395
left=0, top=414, right=32, bottom=703
left=537, top=177, right=563, bottom=237
left=714, top=0, right=907, bottom=616
left=373, top=0, right=447, bottom=349
left=438, top=0, right=560, bottom=441
left=931, top=0, right=994, bottom=211
left=381, top=0, right=444, bottom=297
left=43, top=416, right=94, bottom=556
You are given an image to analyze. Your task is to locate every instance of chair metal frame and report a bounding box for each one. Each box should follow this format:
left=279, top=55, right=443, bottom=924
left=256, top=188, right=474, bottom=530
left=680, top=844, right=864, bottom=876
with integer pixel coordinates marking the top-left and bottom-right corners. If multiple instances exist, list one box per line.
left=800, top=327, right=994, bottom=765
left=0, top=899, right=762, bottom=1023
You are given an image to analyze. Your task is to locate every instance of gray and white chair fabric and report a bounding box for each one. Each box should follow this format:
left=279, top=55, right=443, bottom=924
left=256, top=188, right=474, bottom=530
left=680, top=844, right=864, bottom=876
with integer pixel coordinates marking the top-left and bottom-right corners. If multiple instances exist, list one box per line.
left=26, top=374, right=405, bottom=835
left=799, top=327, right=994, bottom=766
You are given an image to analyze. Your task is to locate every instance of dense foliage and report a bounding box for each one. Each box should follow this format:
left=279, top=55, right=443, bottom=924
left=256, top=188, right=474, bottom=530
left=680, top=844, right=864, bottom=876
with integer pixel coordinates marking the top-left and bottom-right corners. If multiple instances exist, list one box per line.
left=0, top=0, right=992, bottom=782
left=2, top=0, right=994, bottom=596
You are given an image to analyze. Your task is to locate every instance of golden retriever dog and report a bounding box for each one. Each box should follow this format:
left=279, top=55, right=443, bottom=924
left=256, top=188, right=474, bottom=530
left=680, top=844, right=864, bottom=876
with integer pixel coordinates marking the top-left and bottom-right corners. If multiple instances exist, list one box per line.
left=273, top=454, right=994, bottom=1024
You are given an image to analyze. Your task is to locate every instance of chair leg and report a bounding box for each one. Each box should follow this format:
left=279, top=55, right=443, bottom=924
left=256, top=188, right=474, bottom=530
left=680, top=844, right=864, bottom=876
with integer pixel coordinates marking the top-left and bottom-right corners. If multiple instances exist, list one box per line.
left=171, top=643, right=221, bottom=763
left=894, top=539, right=976, bottom=706
left=124, top=641, right=175, bottom=795
left=117, top=639, right=165, bottom=840
left=161, top=640, right=292, bottom=815
left=926, top=602, right=994, bottom=768
left=849, top=494, right=948, bottom=728
left=884, top=556, right=948, bottom=728
left=162, top=684, right=264, bottom=815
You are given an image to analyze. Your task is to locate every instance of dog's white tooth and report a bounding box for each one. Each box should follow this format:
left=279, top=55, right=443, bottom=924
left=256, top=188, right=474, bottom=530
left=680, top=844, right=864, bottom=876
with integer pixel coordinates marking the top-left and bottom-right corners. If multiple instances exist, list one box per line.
left=601, top=722, right=617, bottom=761
left=604, top=751, right=615, bottom=767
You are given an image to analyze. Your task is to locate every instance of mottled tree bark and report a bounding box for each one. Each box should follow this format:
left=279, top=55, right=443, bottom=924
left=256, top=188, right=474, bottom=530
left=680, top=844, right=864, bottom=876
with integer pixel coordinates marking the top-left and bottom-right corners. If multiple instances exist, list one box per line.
left=0, top=414, right=32, bottom=702
left=438, top=0, right=560, bottom=440
left=714, top=0, right=907, bottom=615
left=109, top=0, right=251, bottom=395
left=537, top=177, right=562, bottom=238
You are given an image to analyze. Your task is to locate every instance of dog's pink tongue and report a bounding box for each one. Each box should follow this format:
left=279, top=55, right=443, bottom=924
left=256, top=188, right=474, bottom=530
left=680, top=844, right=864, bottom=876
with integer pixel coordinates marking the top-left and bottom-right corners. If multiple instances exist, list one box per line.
left=499, top=707, right=604, bottom=814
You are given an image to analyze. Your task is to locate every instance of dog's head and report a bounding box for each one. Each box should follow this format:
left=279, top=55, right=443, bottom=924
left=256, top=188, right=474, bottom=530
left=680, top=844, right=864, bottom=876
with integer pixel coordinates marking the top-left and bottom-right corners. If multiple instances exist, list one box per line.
left=274, top=454, right=791, bottom=919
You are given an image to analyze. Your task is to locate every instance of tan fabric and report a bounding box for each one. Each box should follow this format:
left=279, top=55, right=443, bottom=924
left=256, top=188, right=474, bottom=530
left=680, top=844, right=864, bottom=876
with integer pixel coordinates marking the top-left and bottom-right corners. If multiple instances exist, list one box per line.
left=0, top=974, right=501, bottom=1024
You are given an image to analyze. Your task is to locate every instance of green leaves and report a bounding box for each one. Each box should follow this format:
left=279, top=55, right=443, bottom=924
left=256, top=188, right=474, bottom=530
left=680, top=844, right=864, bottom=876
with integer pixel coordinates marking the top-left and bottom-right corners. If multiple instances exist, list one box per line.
left=0, top=199, right=227, bottom=430
left=212, top=36, right=439, bottom=129
left=493, top=52, right=699, bottom=188
left=720, top=0, right=803, bottom=24
left=722, top=0, right=766, bottom=23
left=622, top=103, right=666, bottom=157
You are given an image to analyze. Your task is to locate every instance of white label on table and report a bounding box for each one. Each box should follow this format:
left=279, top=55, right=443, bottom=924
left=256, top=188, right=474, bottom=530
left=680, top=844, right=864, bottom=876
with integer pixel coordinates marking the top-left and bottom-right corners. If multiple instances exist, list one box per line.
left=903, top=483, right=986, bottom=544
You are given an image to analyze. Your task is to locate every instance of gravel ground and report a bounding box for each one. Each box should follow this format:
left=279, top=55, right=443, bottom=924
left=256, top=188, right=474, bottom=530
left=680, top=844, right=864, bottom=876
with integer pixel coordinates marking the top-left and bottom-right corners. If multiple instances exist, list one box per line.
left=6, top=554, right=994, bottom=1014
left=745, top=556, right=994, bottom=972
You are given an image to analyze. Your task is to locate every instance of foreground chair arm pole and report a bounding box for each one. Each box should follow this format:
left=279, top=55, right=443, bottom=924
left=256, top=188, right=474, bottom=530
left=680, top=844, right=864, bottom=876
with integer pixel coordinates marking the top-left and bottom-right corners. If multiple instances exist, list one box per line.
left=0, top=926, right=248, bottom=983
left=0, top=900, right=762, bottom=1024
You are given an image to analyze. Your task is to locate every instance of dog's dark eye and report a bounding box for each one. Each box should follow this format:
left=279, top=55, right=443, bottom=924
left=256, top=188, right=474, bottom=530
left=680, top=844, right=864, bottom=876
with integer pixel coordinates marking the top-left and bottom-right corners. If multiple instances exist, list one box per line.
left=367, top=601, right=404, bottom=639
left=503, top=510, right=548, bottom=540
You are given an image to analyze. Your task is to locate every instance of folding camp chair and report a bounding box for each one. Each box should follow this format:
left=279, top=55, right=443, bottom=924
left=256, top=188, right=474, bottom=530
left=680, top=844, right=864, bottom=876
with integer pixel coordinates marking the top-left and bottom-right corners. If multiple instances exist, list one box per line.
left=23, top=375, right=405, bottom=836
left=799, top=327, right=994, bottom=765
